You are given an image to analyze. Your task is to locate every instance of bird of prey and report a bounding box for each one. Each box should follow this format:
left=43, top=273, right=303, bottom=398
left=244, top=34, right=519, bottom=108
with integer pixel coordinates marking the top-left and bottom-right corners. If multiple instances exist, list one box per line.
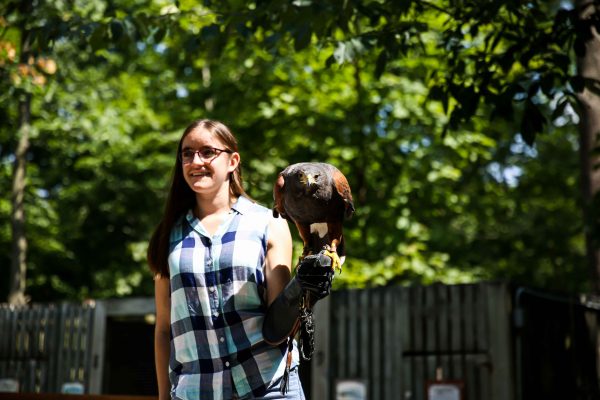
left=273, top=162, right=355, bottom=272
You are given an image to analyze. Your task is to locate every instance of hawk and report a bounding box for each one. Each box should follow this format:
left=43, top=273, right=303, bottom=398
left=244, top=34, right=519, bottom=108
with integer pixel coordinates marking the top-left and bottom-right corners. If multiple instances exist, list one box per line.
left=273, top=162, right=355, bottom=272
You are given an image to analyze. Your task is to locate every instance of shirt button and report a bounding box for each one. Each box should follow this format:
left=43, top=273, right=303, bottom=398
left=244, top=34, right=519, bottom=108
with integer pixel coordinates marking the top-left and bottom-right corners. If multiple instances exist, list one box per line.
left=225, top=361, right=230, bottom=367
left=219, top=337, right=225, bottom=343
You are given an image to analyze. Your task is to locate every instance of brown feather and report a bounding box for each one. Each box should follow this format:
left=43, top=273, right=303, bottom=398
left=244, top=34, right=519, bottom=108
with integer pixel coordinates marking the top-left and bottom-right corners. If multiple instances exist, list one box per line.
left=273, top=174, right=287, bottom=219
left=272, top=162, right=354, bottom=258
left=333, top=169, right=355, bottom=219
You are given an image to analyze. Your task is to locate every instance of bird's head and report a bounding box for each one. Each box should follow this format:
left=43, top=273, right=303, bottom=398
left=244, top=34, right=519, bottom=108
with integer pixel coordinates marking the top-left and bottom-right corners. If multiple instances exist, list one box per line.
left=297, top=170, right=319, bottom=193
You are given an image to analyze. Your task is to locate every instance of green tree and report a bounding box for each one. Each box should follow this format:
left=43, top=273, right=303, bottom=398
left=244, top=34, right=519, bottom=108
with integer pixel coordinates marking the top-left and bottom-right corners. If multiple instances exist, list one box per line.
left=192, top=0, right=600, bottom=291
left=575, top=0, right=600, bottom=291
left=1, top=0, right=170, bottom=301
left=161, top=4, right=588, bottom=291
left=0, top=0, right=593, bottom=301
left=2, top=0, right=59, bottom=304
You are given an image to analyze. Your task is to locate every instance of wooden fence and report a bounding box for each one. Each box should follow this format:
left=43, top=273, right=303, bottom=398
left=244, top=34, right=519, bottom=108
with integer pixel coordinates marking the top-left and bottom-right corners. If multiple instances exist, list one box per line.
left=514, top=287, right=600, bottom=400
left=0, top=284, right=517, bottom=399
left=0, top=302, right=97, bottom=393
left=0, top=299, right=155, bottom=396
left=3, top=284, right=599, bottom=399
left=312, top=282, right=513, bottom=400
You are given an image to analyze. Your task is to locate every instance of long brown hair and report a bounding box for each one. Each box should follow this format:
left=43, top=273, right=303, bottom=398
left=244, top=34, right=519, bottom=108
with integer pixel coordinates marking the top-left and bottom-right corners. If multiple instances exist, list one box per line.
left=147, top=119, right=248, bottom=277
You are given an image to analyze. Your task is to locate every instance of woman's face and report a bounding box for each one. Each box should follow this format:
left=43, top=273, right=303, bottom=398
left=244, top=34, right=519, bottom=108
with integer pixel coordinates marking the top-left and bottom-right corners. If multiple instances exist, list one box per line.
left=180, top=128, right=240, bottom=197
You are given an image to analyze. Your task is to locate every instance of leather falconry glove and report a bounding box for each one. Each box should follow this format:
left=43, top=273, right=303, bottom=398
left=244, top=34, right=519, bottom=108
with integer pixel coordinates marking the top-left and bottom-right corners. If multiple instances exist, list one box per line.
left=262, top=252, right=334, bottom=345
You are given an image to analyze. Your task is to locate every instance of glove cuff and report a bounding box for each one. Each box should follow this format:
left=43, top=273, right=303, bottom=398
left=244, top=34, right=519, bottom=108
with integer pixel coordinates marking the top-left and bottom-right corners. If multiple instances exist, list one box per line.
left=262, top=277, right=303, bottom=345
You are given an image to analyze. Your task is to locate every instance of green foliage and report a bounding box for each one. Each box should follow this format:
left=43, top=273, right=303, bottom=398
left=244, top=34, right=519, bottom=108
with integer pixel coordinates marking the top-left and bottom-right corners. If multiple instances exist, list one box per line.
left=0, top=0, right=592, bottom=301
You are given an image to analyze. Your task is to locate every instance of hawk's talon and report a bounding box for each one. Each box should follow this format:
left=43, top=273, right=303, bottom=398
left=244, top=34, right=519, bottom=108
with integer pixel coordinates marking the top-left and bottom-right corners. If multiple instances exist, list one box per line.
left=322, top=246, right=342, bottom=274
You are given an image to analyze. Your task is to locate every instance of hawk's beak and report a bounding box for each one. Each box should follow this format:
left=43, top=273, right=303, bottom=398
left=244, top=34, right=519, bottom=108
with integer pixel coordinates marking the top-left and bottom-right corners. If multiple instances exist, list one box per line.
left=299, top=172, right=308, bottom=186
left=299, top=172, right=317, bottom=192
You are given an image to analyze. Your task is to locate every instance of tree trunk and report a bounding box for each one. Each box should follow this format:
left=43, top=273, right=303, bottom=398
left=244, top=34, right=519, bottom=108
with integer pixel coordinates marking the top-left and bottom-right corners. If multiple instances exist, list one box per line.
left=9, top=96, right=31, bottom=305
left=576, top=0, right=600, bottom=293
left=8, top=29, right=32, bottom=306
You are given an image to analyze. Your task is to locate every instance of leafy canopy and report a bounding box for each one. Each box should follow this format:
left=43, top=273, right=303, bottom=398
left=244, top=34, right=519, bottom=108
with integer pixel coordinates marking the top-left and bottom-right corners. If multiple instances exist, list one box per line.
left=0, top=0, right=589, bottom=300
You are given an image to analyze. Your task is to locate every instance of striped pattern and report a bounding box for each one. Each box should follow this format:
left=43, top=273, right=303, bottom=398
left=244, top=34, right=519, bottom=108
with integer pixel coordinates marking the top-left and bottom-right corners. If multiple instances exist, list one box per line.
left=168, top=196, right=295, bottom=400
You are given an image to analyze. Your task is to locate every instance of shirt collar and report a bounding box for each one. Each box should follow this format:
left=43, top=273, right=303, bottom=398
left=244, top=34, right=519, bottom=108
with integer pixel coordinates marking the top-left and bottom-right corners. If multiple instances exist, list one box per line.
left=186, top=196, right=254, bottom=229
left=231, top=195, right=253, bottom=215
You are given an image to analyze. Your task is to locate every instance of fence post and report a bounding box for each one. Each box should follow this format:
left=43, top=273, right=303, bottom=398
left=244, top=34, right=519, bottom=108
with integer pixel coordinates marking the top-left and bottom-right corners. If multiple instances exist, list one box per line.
left=311, top=296, right=331, bottom=399
left=486, top=283, right=514, bottom=400
left=87, top=300, right=106, bottom=394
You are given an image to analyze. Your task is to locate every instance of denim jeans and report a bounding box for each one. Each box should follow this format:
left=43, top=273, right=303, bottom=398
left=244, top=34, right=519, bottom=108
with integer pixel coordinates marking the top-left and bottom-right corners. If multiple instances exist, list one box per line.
left=234, top=367, right=306, bottom=400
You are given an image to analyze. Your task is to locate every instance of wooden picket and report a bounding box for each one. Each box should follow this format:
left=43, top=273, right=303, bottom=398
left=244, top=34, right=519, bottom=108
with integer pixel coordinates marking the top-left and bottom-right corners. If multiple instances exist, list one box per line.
left=0, top=302, right=95, bottom=393
left=312, top=282, right=514, bottom=400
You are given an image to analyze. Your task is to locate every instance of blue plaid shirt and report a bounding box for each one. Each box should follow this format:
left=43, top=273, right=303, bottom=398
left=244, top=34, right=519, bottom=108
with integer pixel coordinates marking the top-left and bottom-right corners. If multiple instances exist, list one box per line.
left=168, top=196, right=297, bottom=400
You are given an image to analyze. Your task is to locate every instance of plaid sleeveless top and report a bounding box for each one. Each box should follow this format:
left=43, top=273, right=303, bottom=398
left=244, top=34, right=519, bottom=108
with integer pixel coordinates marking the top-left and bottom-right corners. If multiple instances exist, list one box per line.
left=167, top=196, right=296, bottom=400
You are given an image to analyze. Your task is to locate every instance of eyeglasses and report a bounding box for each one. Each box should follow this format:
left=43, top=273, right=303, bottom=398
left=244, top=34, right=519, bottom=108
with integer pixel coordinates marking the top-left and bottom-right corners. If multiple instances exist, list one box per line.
left=179, top=146, right=232, bottom=164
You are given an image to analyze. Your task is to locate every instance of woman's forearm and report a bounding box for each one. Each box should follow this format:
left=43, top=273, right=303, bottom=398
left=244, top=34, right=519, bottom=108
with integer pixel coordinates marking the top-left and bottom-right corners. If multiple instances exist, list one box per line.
left=155, top=327, right=171, bottom=400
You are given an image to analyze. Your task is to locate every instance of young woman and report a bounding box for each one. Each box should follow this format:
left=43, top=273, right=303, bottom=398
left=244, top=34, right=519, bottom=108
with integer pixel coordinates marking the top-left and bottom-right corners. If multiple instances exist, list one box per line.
left=148, top=119, right=330, bottom=400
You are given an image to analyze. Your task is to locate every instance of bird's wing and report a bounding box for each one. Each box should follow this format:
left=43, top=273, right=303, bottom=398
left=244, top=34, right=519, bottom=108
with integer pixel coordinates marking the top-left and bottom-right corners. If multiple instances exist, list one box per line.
left=272, top=173, right=288, bottom=219
left=332, top=169, right=355, bottom=219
